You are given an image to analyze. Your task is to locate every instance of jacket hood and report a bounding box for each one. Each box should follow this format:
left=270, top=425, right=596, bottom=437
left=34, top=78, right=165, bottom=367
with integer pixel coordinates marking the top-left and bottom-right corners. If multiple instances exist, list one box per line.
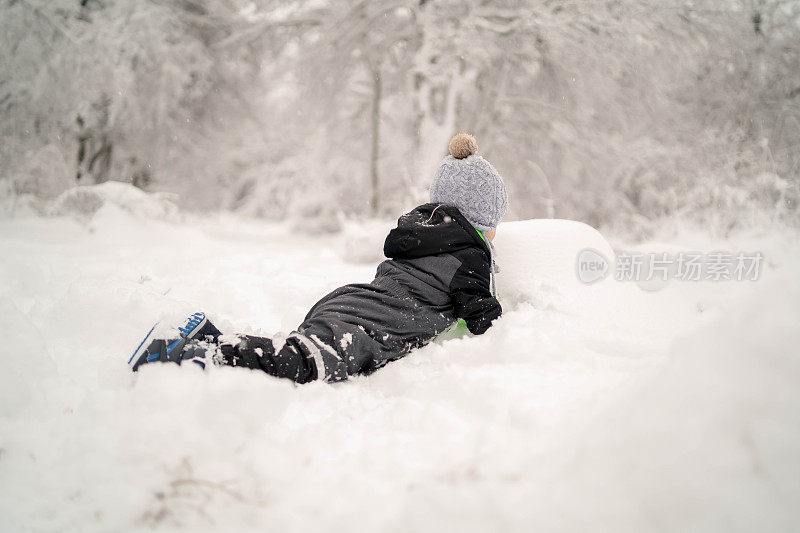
left=383, top=203, right=490, bottom=260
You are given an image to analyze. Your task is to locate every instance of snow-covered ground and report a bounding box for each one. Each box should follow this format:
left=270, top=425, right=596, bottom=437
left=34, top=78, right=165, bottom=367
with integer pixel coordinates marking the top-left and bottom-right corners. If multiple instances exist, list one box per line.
left=1, top=185, right=799, bottom=532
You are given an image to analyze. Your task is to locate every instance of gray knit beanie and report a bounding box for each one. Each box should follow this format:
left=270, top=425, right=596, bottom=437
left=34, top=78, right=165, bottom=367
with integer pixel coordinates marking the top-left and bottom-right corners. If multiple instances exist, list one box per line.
left=429, top=133, right=508, bottom=232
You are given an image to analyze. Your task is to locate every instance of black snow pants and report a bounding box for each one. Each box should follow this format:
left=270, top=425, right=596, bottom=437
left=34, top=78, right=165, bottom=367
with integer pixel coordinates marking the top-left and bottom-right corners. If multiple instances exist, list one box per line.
left=218, top=267, right=456, bottom=383
left=217, top=334, right=319, bottom=384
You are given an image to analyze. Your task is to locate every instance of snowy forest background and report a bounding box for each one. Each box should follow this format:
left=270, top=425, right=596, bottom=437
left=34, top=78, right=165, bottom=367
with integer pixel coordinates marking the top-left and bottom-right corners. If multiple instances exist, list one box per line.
left=3, top=0, right=800, bottom=235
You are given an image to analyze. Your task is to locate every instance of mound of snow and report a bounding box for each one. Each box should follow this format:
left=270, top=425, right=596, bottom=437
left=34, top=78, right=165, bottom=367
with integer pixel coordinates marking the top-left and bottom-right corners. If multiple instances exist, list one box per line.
left=49, top=182, right=178, bottom=223
left=494, top=219, right=633, bottom=313
left=494, top=219, right=615, bottom=290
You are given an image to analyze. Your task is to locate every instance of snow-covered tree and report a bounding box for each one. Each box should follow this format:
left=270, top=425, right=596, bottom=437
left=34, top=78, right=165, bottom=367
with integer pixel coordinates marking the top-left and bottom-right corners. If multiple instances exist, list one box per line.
left=2, top=0, right=797, bottom=230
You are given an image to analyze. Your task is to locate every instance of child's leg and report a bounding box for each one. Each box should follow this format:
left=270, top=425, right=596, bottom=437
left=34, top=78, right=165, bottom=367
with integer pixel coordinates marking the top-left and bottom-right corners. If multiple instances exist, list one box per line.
left=217, top=335, right=318, bottom=384
left=130, top=313, right=320, bottom=383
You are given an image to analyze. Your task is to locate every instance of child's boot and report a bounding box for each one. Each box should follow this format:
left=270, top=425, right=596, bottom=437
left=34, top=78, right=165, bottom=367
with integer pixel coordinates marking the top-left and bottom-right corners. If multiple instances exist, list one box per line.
left=129, top=312, right=221, bottom=371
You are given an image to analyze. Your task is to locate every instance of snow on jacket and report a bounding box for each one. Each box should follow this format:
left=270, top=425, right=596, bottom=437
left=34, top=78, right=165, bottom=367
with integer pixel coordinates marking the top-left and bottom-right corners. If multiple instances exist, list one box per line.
left=294, top=202, right=502, bottom=381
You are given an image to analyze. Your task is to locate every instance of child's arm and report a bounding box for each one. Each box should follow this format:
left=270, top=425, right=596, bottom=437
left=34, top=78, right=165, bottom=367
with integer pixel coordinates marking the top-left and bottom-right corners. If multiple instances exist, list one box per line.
left=449, top=249, right=502, bottom=335
left=452, top=289, right=502, bottom=335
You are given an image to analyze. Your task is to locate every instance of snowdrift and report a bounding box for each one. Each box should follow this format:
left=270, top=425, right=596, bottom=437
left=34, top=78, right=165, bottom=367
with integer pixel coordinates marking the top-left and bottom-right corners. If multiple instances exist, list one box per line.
left=49, top=181, right=179, bottom=223
left=545, top=276, right=800, bottom=532
left=0, top=208, right=798, bottom=532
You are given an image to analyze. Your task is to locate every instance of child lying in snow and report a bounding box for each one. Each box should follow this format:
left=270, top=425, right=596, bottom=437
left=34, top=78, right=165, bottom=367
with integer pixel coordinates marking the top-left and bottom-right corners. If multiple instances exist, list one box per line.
left=129, top=133, right=508, bottom=383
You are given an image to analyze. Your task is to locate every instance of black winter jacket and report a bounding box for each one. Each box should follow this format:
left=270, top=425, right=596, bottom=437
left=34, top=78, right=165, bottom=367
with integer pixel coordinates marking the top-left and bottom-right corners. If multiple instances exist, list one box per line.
left=295, top=203, right=502, bottom=381
left=382, top=203, right=502, bottom=334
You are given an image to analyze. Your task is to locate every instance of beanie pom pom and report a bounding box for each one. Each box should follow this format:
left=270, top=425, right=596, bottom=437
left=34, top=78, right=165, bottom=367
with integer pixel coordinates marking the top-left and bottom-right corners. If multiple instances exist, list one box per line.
left=448, top=133, right=478, bottom=159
